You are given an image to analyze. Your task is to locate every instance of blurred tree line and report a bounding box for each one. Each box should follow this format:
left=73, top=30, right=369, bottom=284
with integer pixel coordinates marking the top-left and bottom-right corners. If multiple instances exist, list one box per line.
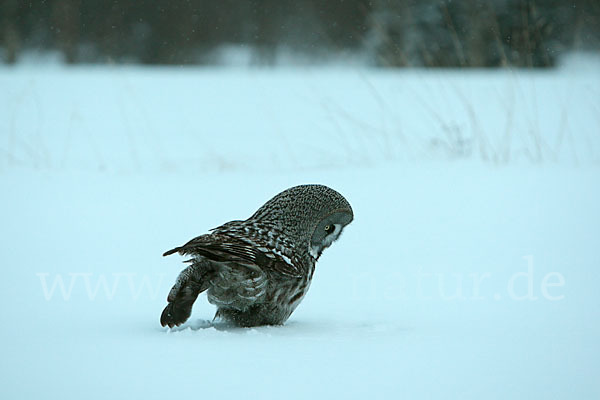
left=1, top=0, right=598, bottom=67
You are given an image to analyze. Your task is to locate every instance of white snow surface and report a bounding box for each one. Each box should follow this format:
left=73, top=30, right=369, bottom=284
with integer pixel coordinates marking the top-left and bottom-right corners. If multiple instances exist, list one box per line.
left=0, top=62, right=599, bottom=399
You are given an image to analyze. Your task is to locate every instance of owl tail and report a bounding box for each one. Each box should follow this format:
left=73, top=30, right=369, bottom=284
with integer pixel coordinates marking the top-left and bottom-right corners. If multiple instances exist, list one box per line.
left=163, top=245, right=184, bottom=256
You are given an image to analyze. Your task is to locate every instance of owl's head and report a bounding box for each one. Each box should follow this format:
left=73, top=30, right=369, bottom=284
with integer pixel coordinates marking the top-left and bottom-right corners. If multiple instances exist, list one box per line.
left=250, top=184, right=353, bottom=260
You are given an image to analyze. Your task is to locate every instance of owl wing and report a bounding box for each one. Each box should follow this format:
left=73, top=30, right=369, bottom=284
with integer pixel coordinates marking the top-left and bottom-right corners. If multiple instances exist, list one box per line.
left=163, top=233, right=304, bottom=278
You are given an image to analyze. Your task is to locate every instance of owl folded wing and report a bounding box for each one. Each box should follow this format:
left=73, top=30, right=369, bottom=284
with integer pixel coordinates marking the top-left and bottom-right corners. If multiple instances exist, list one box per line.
left=163, top=234, right=304, bottom=278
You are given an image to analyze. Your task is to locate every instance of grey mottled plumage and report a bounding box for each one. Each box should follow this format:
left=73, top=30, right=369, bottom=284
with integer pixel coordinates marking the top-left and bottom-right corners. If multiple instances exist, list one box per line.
left=160, top=184, right=353, bottom=328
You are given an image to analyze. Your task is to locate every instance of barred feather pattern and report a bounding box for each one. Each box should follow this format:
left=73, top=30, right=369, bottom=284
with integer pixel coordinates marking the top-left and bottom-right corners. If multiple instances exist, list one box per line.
left=205, top=223, right=316, bottom=326
left=160, top=184, right=352, bottom=328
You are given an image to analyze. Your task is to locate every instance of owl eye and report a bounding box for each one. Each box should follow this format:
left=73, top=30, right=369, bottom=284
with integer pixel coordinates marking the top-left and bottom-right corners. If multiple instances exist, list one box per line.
left=324, top=225, right=334, bottom=234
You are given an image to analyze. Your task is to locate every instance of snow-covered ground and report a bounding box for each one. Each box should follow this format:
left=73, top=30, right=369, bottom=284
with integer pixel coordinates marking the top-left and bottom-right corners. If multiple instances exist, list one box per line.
left=1, top=60, right=599, bottom=399
left=2, top=59, right=599, bottom=172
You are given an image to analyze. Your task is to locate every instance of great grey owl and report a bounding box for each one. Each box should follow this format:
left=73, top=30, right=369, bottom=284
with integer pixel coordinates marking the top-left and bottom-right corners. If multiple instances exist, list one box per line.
left=160, top=184, right=353, bottom=328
